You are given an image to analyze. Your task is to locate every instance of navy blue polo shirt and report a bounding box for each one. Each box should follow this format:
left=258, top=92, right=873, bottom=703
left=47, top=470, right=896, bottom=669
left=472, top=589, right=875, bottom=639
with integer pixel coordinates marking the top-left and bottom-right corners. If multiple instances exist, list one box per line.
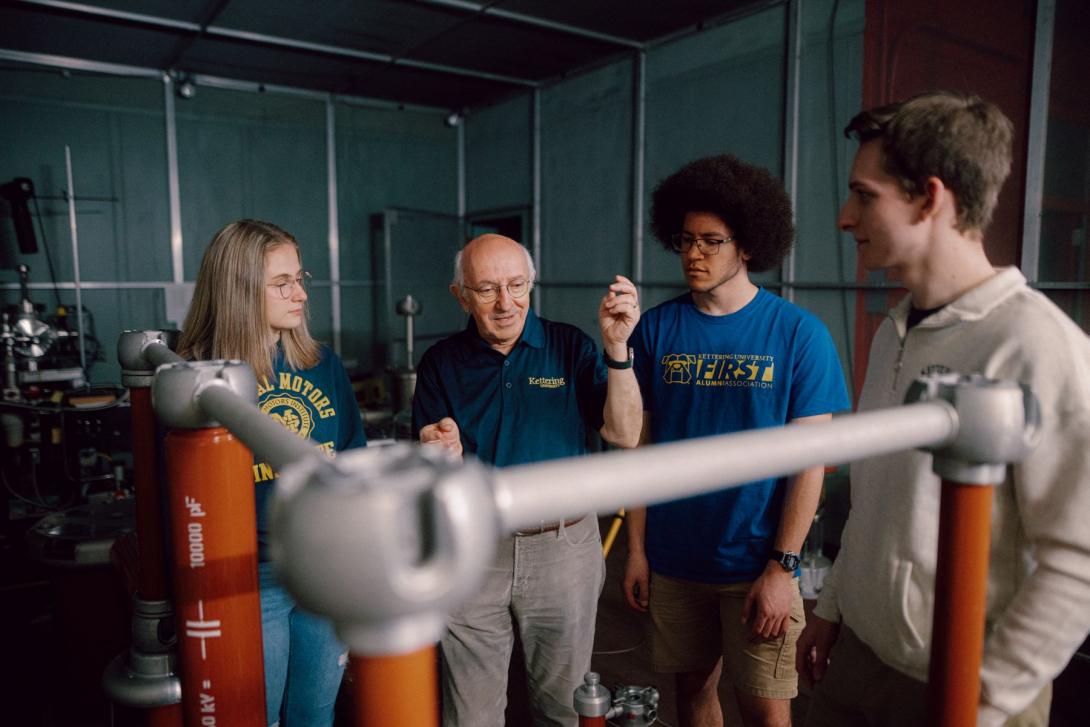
left=411, top=309, right=607, bottom=467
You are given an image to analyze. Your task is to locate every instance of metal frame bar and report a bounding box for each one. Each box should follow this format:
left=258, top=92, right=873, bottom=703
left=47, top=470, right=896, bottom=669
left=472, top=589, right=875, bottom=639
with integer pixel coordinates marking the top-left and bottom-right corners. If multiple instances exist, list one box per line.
left=415, top=0, right=643, bottom=49
left=163, top=74, right=184, bottom=285
left=781, top=0, right=802, bottom=302
left=326, top=98, right=342, bottom=355
left=1021, top=0, right=1056, bottom=283
left=0, top=49, right=450, bottom=114
left=0, top=47, right=161, bottom=78
left=531, top=88, right=542, bottom=316
left=457, top=120, right=466, bottom=218
left=631, top=50, right=646, bottom=294
left=382, top=210, right=395, bottom=361
left=15, top=0, right=537, bottom=87
left=642, top=0, right=786, bottom=52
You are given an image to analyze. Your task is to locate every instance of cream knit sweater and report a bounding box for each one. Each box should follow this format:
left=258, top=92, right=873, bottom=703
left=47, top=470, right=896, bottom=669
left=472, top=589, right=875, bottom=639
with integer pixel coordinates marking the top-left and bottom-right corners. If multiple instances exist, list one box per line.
left=814, top=267, right=1090, bottom=726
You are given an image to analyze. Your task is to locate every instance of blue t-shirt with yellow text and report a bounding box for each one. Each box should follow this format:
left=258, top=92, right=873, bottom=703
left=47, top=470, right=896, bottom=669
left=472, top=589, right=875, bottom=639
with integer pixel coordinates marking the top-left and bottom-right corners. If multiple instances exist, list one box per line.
left=253, top=344, right=366, bottom=560
left=632, top=290, right=849, bottom=582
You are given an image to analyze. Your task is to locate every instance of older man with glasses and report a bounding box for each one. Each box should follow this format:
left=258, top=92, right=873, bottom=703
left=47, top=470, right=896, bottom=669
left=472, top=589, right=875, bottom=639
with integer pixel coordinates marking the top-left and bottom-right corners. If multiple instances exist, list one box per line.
left=412, top=232, right=643, bottom=727
left=621, top=156, right=850, bottom=727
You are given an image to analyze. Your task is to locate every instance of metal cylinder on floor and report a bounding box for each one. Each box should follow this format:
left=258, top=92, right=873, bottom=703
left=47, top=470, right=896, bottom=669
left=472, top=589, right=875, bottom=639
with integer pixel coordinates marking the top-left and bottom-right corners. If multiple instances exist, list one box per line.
left=165, top=425, right=265, bottom=727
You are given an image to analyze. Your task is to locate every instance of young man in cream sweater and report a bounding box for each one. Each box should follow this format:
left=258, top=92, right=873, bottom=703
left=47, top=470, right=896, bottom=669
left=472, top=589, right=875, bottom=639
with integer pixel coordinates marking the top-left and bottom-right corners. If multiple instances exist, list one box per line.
left=798, top=91, right=1090, bottom=726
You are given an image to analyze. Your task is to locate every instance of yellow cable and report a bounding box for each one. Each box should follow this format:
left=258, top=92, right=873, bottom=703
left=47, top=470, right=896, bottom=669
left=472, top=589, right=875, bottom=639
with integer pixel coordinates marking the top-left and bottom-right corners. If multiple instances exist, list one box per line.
left=601, top=508, right=625, bottom=558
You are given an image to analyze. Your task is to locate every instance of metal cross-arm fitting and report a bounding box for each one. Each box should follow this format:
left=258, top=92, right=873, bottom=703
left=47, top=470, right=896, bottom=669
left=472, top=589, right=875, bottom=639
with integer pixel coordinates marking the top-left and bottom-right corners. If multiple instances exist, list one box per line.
left=153, top=360, right=320, bottom=472
left=117, top=329, right=182, bottom=387
left=270, top=445, right=500, bottom=655
left=906, top=373, right=1041, bottom=482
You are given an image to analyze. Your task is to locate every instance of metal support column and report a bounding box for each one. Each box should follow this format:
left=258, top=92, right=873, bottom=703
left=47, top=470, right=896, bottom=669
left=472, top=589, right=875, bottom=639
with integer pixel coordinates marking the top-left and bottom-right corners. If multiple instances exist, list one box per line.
left=631, top=51, right=646, bottom=296
left=531, top=88, right=542, bottom=315
left=1020, top=0, right=1056, bottom=283
left=781, top=0, right=802, bottom=302
left=326, top=98, right=342, bottom=354
left=163, top=74, right=184, bottom=285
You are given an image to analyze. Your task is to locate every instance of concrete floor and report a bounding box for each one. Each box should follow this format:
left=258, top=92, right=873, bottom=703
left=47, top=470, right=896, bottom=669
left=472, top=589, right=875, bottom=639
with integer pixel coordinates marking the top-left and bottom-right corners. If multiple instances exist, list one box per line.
left=502, top=516, right=808, bottom=726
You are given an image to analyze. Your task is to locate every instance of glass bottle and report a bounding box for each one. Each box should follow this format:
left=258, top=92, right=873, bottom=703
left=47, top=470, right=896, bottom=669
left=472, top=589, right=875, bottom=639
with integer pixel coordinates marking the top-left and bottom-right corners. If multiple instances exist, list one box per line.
left=800, top=510, right=833, bottom=599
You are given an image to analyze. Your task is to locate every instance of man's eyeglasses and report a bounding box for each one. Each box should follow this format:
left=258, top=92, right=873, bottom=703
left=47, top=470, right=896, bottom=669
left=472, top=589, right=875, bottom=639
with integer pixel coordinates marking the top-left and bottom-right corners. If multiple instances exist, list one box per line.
left=463, top=278, right=530, bottom=303
left=267, top=271, right=311, bottom=300
left=668, top=234, right=735, bottom=256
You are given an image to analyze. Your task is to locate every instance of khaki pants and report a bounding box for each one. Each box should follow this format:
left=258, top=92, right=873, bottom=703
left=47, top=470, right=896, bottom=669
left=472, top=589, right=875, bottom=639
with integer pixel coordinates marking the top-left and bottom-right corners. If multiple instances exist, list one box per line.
left=804, top=625, right=1051, bottom=727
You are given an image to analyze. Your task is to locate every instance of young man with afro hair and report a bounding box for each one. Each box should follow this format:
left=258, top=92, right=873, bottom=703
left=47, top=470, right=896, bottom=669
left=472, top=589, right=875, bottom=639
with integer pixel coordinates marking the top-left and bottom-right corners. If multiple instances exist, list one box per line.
left=622, top=154, right=850, bottom=727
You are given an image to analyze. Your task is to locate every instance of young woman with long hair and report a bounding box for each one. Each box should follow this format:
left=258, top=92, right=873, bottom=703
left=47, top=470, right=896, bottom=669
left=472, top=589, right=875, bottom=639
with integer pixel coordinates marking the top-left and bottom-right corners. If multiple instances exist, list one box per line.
left=178, top=219, right=365, bottom=726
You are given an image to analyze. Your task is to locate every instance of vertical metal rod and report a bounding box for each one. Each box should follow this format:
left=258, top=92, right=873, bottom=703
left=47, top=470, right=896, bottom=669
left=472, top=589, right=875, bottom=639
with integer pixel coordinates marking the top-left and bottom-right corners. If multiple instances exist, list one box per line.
left=532, top=88, right=543, bottom=315
left=1021, top=0, right=1056, bottom=283
left=383, top=211, right=395, bottom=363
left=926, top=481, right=996, bottom=726
left=326, top=98, right=342, bottom=355
left=457, top=117, right=466, bottom=219
left=781, top=0, right=802, bottom=302
left=163, top=74, right=184, bottom=284
left=631, top=51, right=646, bottom=296
left=64, top=144, right=87, bottom=375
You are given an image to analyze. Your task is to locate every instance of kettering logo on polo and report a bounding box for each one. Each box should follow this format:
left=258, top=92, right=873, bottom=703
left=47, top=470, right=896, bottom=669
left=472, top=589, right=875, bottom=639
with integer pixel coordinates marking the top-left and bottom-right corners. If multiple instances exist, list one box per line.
left=528, top=376, right=566, bottom=389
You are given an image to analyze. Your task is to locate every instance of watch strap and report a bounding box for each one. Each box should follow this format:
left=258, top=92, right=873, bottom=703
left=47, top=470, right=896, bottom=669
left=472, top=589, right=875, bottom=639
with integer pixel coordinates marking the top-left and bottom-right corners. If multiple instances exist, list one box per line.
left=603, top=347, right=634, bottom=370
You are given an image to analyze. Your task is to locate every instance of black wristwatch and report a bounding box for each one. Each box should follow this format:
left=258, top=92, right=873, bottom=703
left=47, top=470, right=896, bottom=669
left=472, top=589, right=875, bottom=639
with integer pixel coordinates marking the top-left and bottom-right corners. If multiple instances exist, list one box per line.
left=770, top=549, right=800, bottom=572
left=603, top=347, right=634, bottom=370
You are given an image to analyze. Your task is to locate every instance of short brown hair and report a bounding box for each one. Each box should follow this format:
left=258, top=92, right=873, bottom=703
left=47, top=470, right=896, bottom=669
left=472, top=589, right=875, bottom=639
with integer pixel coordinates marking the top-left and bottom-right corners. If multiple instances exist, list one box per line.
left=844, top=91, right=1013, bottom=232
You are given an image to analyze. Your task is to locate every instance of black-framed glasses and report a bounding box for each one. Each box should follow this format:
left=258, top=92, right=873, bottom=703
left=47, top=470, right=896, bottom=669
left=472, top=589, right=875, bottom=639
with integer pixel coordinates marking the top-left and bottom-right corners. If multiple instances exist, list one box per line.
left=267, top=271, right=311, bottom=300
left=463, top=278, right=530, bottom=303
left=669, top=234, right=735, bottom=256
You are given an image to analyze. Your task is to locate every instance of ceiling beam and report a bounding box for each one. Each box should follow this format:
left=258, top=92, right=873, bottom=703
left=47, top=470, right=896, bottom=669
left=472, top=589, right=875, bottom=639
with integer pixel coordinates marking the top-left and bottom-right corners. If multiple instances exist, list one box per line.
left=415, top=0, right=644, bottom=49
left=14, top=0, right=539, bottom=87
left=0, top=48, right=451, bottom=113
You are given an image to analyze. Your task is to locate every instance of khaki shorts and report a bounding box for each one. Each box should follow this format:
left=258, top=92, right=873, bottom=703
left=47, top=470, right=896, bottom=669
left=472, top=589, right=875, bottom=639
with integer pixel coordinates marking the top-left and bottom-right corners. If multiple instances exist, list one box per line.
left=649, top=572, right=805, bottom=700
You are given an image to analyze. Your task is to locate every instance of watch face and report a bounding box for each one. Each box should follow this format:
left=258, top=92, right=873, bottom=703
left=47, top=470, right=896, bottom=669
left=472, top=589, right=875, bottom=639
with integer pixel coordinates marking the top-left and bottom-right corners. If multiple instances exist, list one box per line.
left=773, top=550, right=800, bottom=571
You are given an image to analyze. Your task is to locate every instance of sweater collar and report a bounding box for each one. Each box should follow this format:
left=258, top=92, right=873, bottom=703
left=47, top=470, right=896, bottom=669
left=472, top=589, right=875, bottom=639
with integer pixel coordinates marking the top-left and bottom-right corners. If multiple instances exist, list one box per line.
left=890, top=267, right=1027, bottom=336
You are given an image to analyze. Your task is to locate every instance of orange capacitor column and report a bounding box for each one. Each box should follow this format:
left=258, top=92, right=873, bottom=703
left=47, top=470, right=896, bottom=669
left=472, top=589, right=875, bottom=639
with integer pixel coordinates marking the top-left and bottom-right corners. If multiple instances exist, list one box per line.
left=165, top=426, right=265, bottom=727
left=926, top=481, right=996, bottom=727
left=350, top=647, right=438, bottom=726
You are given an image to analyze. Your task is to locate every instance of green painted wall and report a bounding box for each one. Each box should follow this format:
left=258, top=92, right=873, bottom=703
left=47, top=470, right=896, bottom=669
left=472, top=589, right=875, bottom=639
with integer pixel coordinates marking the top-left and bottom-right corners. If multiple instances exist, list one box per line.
left=1, top=0, right=863, bottom=388
left=0, top=66, right=457, bottom=382
left=463, top=0, right=863, bottom=392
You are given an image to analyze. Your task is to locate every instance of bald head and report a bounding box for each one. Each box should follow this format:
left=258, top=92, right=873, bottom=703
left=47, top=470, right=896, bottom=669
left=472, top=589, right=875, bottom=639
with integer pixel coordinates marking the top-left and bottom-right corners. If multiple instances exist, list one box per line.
left=453, top=234, right=536, bottom=288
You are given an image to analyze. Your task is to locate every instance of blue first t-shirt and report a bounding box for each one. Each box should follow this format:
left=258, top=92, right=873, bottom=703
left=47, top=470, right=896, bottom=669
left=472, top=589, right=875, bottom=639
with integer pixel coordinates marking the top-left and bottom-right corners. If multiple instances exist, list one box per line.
left=412, top=309, right=607, bottom=468
left=632, top=289, right=849, bottom=583
left=253, top=344, right=366, bottom=560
